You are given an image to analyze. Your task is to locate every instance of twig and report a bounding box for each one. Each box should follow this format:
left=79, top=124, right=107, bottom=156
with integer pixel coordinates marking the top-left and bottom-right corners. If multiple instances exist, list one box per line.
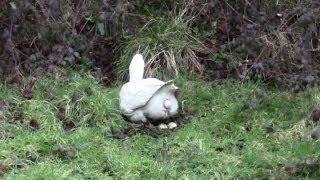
left=222, top=0, right=258, bottom=26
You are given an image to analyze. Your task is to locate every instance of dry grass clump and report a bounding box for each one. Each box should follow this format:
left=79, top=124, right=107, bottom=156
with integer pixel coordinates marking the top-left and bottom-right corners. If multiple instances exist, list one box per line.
left=117, top=2, right=206, bottom=80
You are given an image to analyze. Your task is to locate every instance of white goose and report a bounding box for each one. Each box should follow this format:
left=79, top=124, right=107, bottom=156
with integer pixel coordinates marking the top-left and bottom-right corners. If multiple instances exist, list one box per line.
left=119, top=54, right=179, bottom=124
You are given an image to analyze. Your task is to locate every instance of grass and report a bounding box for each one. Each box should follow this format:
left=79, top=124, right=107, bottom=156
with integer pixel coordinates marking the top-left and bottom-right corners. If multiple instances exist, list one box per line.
left=1, top=70, right=320, bottom=179
left=117, top=4, right=206, bottom=81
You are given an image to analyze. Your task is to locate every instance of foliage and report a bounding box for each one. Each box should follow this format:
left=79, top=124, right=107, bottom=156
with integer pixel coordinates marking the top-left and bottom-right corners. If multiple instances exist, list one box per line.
left=192, top=0, right=320, bottom=89
left=1, top=0, right=319, bottom=88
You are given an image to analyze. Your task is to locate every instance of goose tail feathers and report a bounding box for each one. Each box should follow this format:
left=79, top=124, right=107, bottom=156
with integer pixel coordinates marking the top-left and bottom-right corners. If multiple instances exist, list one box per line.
left=129, top=54, right=145, bottom=82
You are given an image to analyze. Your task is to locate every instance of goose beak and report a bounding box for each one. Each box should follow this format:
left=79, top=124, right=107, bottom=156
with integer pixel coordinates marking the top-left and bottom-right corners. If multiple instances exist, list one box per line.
left=170, top=84, right=179, bottom=91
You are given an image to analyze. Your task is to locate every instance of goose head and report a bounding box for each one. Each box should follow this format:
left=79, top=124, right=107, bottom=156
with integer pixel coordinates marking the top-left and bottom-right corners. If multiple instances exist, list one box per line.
left=161, top=84, right=179, bottom=113
left=143, top=81, right=179, bottom=120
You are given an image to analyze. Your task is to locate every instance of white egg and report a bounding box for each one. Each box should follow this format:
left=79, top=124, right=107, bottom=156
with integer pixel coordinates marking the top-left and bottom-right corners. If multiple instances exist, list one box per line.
left=167, top=122, right=178, bottom=129
left=158, top=123, right=168, bottom=130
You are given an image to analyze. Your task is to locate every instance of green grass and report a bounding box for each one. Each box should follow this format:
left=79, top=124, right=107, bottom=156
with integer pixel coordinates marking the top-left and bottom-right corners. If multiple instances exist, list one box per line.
left=117, top=6, right=206, bottom=81
left=1, top=71, right=320, bottom=179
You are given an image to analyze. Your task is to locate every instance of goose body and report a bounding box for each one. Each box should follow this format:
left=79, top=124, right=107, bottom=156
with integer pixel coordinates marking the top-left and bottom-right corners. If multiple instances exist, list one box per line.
left=119, top=54, right=179, bottom=123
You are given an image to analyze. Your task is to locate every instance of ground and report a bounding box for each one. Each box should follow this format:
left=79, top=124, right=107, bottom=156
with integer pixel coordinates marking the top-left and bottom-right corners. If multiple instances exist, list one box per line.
left=1, top=70, right=320, bottom=179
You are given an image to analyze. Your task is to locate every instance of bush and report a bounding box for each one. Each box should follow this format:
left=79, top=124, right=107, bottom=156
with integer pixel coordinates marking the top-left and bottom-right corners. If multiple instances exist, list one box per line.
left=1, top=0, right=319, bottom=89
left=0, top=0, right=135, bottom=84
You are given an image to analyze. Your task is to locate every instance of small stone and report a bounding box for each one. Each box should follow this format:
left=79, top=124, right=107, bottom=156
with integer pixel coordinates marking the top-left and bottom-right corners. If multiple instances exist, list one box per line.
left=311, top=128, right=320, bottom=140
left=158, top=123, right=168, bottom=130
left=167, top=122, right=178, bottom=129
left=73, top=52, right=80, bottom=59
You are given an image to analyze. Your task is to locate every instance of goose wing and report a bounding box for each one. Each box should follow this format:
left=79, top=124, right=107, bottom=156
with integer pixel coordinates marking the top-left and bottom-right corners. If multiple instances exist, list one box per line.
left=119, top=78, right=165, bottom=114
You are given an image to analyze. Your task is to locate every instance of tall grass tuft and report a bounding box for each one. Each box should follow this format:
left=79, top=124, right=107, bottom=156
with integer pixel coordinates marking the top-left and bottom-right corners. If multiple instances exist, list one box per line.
left=117, top=3, right=206, bottom=81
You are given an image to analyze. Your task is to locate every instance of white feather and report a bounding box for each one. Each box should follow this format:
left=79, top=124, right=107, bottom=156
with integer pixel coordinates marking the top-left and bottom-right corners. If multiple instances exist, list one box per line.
left=119, top=78, right=165, bottom=114
left=129, top=53, right=144, bottom=82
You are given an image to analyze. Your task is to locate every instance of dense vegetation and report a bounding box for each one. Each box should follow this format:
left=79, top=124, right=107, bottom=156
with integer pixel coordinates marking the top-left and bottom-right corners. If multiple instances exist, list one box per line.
left=1, top=0, right=319, bottom=86
left=1, top=0, right=320, bottom=179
